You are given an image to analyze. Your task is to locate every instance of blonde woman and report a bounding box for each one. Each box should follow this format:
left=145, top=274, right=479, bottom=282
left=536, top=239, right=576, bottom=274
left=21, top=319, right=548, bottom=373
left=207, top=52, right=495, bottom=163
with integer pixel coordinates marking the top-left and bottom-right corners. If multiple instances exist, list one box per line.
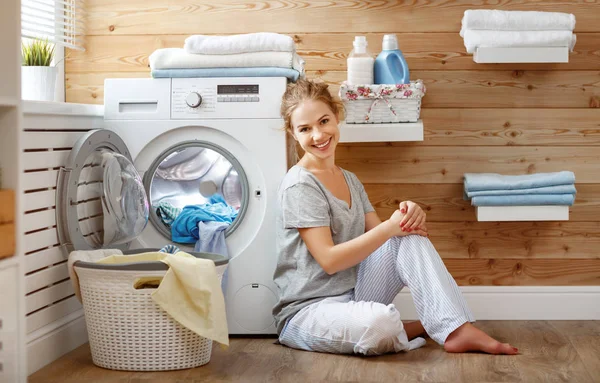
left=272, top=79, right=518, bottom=356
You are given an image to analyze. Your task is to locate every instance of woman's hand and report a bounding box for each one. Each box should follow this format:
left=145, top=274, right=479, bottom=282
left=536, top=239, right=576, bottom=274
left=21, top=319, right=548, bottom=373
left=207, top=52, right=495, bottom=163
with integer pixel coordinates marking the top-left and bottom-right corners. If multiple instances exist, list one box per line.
left=386, top=209, right=428, bottom=238
left=398, top=201, right=427, bottom=233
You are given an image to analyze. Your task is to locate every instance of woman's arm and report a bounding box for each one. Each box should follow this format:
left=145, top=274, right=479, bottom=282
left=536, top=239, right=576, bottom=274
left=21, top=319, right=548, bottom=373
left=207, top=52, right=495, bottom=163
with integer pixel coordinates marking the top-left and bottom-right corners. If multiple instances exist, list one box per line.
left=299, top=210, right=427, bottom=275
left=365, top=211, right=383, bottom=232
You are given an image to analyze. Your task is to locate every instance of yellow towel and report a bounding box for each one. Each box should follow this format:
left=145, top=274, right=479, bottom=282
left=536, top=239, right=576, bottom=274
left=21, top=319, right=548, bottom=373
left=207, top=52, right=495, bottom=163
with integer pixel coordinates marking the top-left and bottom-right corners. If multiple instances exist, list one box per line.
left=96, top=251, right=229, bottom=346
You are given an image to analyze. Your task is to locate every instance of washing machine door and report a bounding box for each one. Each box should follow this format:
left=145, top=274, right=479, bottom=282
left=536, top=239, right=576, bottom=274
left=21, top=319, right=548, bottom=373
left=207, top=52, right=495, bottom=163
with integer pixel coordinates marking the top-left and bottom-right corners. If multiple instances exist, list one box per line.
left=56, top=129, right=149, bottom=253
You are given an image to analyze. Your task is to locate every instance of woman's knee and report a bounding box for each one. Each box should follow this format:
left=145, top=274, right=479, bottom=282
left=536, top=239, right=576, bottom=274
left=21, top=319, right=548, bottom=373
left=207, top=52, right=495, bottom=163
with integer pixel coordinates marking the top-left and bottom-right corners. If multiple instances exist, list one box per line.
left=395, top=235, right=437, bottom=256
left=410, top=234, right=435, bottom=247
left=392, top=234, right=431, bottom=244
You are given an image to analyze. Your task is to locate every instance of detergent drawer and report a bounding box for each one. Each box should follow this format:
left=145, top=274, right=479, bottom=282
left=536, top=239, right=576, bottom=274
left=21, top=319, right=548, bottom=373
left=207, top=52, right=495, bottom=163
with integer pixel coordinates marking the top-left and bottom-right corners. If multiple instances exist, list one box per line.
left=104, top=78, right=171, bottom=120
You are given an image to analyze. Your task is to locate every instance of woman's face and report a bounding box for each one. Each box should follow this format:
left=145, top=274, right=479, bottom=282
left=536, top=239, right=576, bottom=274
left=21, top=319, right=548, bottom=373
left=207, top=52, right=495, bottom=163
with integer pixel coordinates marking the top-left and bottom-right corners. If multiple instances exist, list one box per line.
left=290, top=99, right=340, bottom=161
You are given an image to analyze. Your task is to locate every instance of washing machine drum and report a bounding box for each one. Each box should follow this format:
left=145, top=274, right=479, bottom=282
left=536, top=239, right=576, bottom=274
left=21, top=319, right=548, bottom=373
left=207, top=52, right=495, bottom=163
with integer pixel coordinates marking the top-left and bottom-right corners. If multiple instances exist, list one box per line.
left=57, top=130, right=149, bottom=252
left=149, top=146, right=242, bottom=210
left=144, top=142, right=247, bottom=242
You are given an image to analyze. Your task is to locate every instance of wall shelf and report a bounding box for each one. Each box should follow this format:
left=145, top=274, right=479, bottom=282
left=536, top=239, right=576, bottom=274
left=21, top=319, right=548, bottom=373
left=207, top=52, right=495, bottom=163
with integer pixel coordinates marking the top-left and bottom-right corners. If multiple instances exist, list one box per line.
left=339, top=120, right=423, bottom=143
left=0, top=97, right=19, bottom=107
left=476, top=205, right=569, bottom=222
left=22, top=100, right=104, bottom=117
left=474, top=47, right=569, bottom=63
left=0, top=255, right=19, bottom=269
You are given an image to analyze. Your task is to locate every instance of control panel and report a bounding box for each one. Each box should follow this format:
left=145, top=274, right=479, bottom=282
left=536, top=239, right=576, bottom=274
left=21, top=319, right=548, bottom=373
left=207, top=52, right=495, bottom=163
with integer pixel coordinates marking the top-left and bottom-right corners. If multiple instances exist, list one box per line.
left=171, top=77, right=286, bottom=120
left=217, top=84, right=260, bottom=103
left=172, top=83, right=216, bottom=115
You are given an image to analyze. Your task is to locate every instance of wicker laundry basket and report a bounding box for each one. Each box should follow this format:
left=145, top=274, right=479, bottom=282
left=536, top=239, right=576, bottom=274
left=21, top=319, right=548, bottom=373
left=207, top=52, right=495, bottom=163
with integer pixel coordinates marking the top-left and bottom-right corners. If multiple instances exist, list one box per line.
left=74, top=249, right=228, bottom=371
left=340, top=80, right=426, bottom=124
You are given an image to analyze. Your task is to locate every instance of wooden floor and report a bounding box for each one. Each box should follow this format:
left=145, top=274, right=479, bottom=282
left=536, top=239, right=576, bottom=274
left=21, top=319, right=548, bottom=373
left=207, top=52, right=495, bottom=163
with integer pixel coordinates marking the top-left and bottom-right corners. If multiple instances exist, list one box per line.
left=30, top=321, right=599, bottom=383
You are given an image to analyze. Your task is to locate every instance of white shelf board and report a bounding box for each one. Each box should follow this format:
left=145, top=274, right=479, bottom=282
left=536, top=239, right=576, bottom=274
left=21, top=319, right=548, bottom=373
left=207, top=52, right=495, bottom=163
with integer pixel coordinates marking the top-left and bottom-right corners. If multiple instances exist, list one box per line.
left=474, top=46, right=569, bottom=63
left=22, top=100, right=104, bottom=117
left=476, top=205, right=569, bottom=222
left=0, top=255, right=19, bottom=270
left=339, top=120, right=423, bottom=143
left=0, top=96, right=19, bottom=107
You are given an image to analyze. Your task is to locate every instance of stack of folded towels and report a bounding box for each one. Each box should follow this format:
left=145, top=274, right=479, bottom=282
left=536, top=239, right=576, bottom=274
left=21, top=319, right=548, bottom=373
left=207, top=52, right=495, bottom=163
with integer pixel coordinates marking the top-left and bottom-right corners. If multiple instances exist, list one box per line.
left=460, top=9, right=577, bottom=54
left=148, top=32, right=305, bottom=82
left=464, top=171, right=576, bottom=207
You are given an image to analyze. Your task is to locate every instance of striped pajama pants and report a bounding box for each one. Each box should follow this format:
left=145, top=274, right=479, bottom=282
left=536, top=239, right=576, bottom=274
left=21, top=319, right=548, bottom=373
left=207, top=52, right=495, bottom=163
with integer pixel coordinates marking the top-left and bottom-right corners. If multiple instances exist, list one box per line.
left=278, top=235, right=475, bottom=355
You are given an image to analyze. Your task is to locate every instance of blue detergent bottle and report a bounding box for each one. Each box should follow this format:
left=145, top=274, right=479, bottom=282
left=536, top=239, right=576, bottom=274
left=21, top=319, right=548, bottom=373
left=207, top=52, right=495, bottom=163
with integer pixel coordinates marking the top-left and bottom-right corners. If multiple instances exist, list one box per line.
left=374, top=34, right=410, bottom=84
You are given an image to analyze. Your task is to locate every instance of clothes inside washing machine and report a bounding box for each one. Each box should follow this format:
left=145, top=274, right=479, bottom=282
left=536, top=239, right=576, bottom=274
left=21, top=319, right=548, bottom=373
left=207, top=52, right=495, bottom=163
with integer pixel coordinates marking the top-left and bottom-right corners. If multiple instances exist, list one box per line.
left=146, top=144, right=246, bottom=250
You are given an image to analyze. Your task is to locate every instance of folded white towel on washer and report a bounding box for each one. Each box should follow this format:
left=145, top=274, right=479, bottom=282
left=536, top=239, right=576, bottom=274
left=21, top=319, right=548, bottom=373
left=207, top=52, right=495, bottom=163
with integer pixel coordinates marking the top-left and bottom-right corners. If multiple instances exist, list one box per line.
left=462, top=29, right=577, bottom=54
left=184, top=32, right=295, bottom=55
left=460, top=10, right=576, bottom=37
left=149, top=48, right=305, bottom=75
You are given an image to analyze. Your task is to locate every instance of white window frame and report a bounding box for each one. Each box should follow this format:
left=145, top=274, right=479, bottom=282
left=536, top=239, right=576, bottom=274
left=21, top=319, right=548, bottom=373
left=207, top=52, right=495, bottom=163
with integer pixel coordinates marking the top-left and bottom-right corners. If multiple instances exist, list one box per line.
left=21, top=0, right=85, bottom=102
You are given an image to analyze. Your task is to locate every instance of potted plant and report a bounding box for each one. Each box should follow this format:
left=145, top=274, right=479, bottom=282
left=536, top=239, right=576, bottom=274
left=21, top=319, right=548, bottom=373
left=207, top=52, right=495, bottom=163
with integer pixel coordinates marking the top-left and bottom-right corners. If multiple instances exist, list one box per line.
left=21, top=39, right=58, bottom=101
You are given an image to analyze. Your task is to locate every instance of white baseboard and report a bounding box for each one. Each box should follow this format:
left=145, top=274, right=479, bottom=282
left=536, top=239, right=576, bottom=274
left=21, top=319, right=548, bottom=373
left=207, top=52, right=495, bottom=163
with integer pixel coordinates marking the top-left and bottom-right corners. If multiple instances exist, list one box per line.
left=26, top=311, right=88, bottom=375
left=393, top=286, right=600, bottom=320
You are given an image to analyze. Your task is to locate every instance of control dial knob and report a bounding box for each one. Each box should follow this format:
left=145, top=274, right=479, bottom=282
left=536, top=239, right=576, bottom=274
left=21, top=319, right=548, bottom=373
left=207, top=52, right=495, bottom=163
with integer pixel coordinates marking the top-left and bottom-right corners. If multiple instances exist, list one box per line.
left=185, top=92, right=202, bottom=108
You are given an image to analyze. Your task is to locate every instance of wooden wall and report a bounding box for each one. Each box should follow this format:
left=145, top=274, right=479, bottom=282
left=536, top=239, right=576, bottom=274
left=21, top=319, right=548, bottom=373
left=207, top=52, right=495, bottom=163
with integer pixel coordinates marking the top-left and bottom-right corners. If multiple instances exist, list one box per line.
left=67, top=1, right=600, bottom=286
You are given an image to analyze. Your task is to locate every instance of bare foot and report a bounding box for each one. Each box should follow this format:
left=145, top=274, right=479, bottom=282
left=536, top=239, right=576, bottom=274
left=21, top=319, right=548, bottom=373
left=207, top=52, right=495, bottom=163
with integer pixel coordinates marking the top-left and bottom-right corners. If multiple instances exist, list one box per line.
left=404, top=321, right=427, bottom=340
left=444, top=322, right=518, bottom=355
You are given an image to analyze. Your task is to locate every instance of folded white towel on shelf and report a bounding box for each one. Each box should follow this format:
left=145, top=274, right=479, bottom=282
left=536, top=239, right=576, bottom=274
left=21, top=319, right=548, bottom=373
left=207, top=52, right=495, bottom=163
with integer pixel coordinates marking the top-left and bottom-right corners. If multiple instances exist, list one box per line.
left=184, top=32, right=295, bottom=55
left=460, top=10, right=576, bottom=36
left=462, top=29, right=577, bottom=53
left=149, top=48, right=305, bottom=74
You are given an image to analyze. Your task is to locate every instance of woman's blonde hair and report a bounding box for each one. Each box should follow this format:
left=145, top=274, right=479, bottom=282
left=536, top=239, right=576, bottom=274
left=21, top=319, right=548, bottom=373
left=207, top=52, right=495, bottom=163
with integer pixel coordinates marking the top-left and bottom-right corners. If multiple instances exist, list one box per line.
left=280, top=79, right=344, bottom=137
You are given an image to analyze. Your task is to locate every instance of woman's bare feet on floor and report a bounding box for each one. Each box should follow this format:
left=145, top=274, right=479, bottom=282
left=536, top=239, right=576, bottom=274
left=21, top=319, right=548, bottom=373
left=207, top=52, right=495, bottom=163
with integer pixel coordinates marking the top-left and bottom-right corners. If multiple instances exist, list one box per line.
left=444, top=322, right=518, bottom=355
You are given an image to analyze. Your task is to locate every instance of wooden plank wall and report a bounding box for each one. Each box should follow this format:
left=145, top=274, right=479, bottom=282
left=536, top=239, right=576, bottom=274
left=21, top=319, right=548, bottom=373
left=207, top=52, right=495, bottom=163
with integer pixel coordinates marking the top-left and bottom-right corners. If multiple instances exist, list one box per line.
left=67, top=1, right=600, bottom=286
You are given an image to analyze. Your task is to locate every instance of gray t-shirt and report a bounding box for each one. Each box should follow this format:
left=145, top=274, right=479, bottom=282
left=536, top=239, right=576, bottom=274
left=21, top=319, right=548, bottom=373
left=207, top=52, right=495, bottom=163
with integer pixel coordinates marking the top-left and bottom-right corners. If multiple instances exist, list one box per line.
left=272, top=165, right=375, bottom=334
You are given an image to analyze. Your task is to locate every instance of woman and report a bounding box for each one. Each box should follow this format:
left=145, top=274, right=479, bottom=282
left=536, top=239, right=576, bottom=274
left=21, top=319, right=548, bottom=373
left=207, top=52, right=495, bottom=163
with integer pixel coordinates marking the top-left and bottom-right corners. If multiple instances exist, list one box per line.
left=272, top=79, right=518, bottom=356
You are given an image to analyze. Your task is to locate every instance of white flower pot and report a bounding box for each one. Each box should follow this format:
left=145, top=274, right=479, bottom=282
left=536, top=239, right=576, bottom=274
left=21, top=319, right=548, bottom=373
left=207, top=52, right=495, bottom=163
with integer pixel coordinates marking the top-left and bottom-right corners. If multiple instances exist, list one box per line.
left=21, top=66, right=58, bottom=101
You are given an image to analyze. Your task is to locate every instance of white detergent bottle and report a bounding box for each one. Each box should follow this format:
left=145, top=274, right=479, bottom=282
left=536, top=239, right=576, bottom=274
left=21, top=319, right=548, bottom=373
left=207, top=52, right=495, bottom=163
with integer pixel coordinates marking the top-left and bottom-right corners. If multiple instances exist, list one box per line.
left=347, top=36, right=374, bottom=85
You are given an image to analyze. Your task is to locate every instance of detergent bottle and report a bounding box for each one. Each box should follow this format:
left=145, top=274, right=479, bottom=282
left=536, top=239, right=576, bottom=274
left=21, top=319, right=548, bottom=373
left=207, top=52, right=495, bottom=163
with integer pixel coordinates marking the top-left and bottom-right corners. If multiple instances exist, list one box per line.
left=374, top=34, right=410, bottom=84
left=346, top=36, right=374, bottom=85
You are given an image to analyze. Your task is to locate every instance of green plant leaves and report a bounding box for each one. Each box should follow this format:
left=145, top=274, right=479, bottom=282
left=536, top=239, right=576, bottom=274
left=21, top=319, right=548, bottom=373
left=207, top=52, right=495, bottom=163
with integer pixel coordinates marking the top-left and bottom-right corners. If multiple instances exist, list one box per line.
left=22, top=39, right=55, bottom=66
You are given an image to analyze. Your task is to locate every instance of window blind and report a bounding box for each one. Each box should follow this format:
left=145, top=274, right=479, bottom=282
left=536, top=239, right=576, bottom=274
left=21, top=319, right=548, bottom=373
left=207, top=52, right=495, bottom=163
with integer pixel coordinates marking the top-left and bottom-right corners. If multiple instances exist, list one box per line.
left=21, top=0, right=85, bottom=51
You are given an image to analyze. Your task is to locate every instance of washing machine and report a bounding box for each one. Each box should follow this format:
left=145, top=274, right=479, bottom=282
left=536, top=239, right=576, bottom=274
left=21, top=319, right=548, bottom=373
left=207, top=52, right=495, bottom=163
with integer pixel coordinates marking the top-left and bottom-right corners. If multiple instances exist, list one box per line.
left=56, top=77, right=288, bottom=334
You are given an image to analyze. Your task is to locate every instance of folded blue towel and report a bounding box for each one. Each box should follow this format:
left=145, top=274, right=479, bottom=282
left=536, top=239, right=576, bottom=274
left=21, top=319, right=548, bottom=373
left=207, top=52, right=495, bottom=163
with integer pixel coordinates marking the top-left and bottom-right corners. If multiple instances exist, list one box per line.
left=471, top=194, right=575, bottom=206
left=151, top=67, right=301, bottom=82
left=464, top=171, right=575, bottom=192
left=465, top=184, right=577, bottom=198
left=171, top=195, right=238, bottom=243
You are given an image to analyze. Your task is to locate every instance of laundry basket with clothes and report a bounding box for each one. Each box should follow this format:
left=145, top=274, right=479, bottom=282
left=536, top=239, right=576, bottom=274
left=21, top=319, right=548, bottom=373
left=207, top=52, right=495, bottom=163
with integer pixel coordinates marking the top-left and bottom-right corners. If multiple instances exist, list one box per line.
left=68, top=247, right=229, bottom=371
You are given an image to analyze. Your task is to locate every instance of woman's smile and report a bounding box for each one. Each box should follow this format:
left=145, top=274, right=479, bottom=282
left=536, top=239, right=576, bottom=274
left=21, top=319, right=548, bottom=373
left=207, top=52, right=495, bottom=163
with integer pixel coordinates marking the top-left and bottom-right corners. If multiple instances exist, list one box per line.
left=313, top=137, right=332, bottom=150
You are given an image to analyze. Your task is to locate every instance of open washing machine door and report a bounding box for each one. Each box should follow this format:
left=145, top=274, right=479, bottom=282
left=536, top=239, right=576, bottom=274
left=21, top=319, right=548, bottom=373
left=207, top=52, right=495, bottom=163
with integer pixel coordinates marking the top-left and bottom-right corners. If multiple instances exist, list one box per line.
left=57, top=129, right=149, bottom=253
left=57, top=129, right=250, bottom=253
